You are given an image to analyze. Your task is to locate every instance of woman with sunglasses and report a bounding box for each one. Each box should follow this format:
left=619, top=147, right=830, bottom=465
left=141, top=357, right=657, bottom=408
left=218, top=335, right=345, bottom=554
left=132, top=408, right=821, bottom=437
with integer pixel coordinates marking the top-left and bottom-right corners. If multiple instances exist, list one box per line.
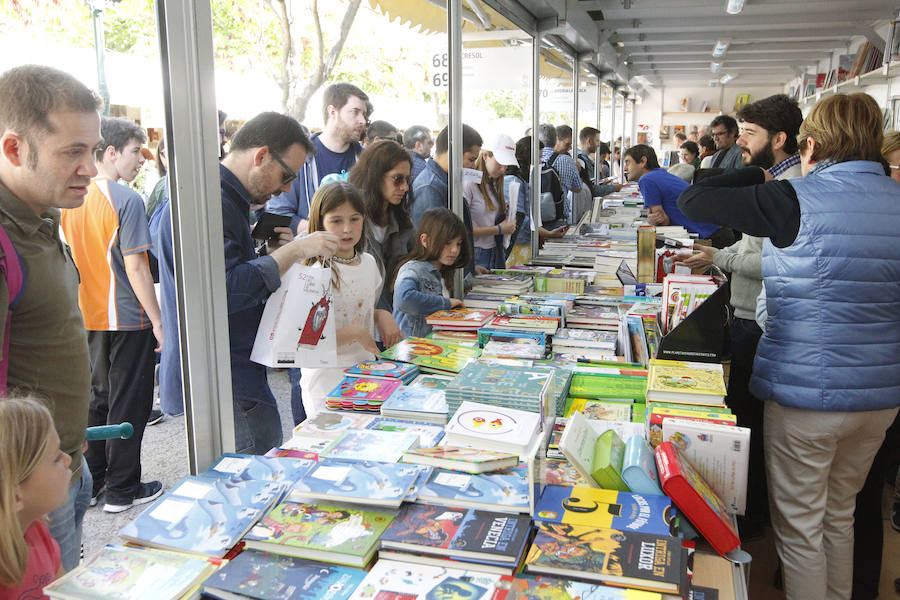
left=347, top=140, right=413, bottom=347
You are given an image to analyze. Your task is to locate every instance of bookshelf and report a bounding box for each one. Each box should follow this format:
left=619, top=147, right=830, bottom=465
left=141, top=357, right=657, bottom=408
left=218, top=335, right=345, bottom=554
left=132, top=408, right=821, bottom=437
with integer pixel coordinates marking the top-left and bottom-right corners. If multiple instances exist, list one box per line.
left=800, top=60, right=900, bottom=105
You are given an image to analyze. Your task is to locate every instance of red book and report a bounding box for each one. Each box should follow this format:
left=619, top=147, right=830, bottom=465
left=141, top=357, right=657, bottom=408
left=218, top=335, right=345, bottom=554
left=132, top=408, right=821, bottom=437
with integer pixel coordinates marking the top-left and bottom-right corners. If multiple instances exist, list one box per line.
left=654, top=441, right=740, bottom=556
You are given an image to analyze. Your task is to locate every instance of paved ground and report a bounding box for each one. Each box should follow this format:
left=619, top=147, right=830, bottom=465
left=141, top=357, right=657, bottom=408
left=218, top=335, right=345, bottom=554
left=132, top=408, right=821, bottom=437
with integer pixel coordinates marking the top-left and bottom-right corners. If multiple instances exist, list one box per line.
left=81, top=368, right=294, bottom=560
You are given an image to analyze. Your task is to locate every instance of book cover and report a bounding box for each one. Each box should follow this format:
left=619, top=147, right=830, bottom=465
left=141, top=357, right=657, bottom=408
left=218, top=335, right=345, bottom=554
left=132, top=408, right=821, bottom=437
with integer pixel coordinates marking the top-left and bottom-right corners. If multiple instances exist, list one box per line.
left=44, top=545, right=216, bottom=600
left=427, top=308, right=496, bottom=326
left=281, top=435, right=333, bottom=454
left=535, top=485, right=676, bottom=536
left=591, top=430, right=630, bottom=492
left=244, top=501, right=395, bottom=568
left=380, top=337, right=482, bottom=374
left=264, top=447, right=320, bottom=462
left=289, top=458, right=422, bottom=507
left=449, top=363, right=553, bottom=399
left=202, top=453, right=315, bottom=486
left=553, top=328, right=618, bottom=349
left=380, top=503, right=531, bottom=563
left=365, top=417, right=446, bottom=447
left=325, top=376, right=402, bottom=409
left=444, top=401, right=542, bottom=455
left=293, top=412, right=375, bottom=439
left=345, top=359, right=419, bottom=382
left=503, top=573, right=664, bottom=599
left=409, top=374, right=455, bottom=390
left=203, top=549, right=367, bottom=600
left=402, top=446, right=520, bottom=474
left=542, top=458, right=591, bottom=487
left=647, top=407, right=736, bottom=448
left=654, top=442, right=740, bottom=556
left=525, top=522, right=682, bottom=594
left=417, top=468, right=531, bottom=513
left=622, top=436, right=663, bottom=496
left=569, top=373, right=647, bottom=402
left=557, top=411, right=602, bottom=489
left=322, top=429, right=420, bottom=463
left=567, top=399, right=633, bottom=422
left=646, top=360, right=726, bottom=403
left=348, top=559, right=501, bottom=600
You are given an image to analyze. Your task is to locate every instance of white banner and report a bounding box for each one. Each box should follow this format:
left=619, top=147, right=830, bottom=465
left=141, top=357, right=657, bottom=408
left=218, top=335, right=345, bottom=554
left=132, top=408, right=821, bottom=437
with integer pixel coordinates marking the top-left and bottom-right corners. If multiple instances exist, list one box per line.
left=430, top=46, right=532, bottom=90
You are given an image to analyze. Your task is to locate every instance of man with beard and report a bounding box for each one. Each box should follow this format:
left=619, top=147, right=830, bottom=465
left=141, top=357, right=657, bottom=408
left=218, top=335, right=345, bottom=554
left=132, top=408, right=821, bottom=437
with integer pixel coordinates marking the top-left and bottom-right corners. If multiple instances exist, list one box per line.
left=677, top=94, right=802, bottom=539
left=214, top=112, right=339, bottom=453
left=267, top=83, right=370, bottom=234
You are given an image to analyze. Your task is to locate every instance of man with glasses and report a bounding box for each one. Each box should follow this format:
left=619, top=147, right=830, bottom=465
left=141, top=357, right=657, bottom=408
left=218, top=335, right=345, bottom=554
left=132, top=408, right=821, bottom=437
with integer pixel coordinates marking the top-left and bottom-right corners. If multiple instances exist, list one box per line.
left=363, top=120, right=400, bottom=147
left=708, top=115, right=745, bottom=170
left=404, top=125, right=434, bottom=181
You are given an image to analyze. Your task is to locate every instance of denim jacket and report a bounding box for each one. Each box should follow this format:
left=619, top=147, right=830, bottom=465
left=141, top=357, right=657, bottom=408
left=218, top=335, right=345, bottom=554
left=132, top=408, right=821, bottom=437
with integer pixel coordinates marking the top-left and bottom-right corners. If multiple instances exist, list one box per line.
left=392, top=260, right=451, bottom=338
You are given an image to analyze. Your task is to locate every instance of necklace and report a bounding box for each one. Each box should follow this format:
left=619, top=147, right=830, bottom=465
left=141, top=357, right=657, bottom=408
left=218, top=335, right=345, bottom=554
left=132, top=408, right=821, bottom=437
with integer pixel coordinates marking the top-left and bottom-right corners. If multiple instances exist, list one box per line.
left=332, top=251, right=358, bottom=265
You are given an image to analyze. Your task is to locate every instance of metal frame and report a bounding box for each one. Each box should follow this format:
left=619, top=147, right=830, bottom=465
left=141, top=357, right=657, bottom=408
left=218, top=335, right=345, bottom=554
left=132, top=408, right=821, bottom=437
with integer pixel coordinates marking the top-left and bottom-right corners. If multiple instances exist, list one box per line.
left=531, top=35, right=541, bottom=258
left=155, top=0, right=235, bottom=473
left=448, top=0, right=465, bottom=294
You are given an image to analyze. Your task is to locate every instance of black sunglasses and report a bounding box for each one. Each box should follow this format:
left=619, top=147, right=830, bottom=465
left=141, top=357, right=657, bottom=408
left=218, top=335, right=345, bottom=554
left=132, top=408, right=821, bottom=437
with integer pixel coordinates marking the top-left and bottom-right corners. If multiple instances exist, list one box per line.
left=270, top=150, right=297, bottom=186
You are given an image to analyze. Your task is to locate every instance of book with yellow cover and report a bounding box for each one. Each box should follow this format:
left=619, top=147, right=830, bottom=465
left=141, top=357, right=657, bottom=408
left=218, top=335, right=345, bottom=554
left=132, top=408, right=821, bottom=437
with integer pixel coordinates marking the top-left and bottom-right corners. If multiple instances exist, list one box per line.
left=646, top=359, right=726, bottom=405
left=380, top=337, right=481, bottom=374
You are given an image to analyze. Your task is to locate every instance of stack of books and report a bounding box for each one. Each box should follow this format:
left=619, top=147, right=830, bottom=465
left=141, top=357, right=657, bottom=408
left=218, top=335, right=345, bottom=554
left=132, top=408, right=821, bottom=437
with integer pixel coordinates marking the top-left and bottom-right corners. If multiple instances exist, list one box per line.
left=468, top=273, right=533, bottom=296
left=443, top=363, right=554, bottom=417
left=324, top=376, right=402, bottom=412
left=344, top=359, right=419, bottom=384
left=426, top=308, right=496, bottom=331
left=566, top=305, right=622, bottom=331
left=551, top=328, right=617, bottom=360
left=380, top=337, right=481, bottom=375
left=379, top=385, right=449, bottom=424
left=484, top=314, right=560, bottom=336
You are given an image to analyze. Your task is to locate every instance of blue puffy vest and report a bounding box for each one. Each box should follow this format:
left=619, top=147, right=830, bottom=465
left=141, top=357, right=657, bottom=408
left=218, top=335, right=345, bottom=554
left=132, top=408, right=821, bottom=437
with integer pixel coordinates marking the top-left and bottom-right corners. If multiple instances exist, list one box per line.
left=751, top=161, right=900, bottom=412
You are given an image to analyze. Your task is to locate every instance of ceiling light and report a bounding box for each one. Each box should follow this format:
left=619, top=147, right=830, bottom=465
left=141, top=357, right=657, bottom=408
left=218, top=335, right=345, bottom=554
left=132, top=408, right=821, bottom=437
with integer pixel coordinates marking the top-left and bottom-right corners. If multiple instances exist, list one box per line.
left=710, top=61, right=722, bottom=73
left=725, top=0, right=744, bottom=14
left=616, top=42, right=625, bottom=47
left=720, top=73, right=736, bottom=84
left=712, top=39, right=730, bottom=57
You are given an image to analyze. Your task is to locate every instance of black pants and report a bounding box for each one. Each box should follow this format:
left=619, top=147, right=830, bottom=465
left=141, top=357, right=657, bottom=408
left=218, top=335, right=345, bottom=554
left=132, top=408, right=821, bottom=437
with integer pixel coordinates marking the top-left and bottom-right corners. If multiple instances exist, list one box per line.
left=85, top=329, right=155, bottom=503
left=726, top=317, right=767, bottom=525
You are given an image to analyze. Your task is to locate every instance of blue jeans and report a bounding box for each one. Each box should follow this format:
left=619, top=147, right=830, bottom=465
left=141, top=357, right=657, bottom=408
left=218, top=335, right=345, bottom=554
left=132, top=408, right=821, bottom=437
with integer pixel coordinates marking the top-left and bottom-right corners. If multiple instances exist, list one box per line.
left=232, top=396, right=283, bottom=455
left=474, top=246, right=497, bottom=269
left=47, top=457, right=92, bottom=571
left=288, top=368, right=306, bottom=426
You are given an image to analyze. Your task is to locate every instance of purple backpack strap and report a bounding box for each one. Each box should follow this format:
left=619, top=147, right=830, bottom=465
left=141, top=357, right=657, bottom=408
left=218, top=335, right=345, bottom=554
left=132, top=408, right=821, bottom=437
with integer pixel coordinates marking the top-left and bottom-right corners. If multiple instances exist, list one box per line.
left=0, top=222, right=24, bottom=396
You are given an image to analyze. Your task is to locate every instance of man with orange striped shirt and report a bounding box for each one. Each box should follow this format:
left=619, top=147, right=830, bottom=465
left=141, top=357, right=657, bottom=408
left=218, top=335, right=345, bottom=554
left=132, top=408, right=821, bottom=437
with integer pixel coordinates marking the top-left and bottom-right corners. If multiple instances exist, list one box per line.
left=60, top=117, right=164, bottom=514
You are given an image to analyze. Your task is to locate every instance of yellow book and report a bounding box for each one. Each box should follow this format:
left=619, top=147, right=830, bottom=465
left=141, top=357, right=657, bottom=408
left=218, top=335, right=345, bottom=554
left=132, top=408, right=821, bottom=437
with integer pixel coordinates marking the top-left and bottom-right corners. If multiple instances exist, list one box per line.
left=646, top=359, right=727, bottom=405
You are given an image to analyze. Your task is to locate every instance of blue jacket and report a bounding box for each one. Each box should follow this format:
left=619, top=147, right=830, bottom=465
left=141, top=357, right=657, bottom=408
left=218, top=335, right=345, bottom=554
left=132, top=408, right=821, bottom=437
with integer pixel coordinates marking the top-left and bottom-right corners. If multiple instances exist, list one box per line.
left=409, top=151, right=428, bottom=183
left=751, top=160, right=900, bottom=412
left=393, top=260, right=451, bottom=338
left=153, top=197, right=184, bottom=416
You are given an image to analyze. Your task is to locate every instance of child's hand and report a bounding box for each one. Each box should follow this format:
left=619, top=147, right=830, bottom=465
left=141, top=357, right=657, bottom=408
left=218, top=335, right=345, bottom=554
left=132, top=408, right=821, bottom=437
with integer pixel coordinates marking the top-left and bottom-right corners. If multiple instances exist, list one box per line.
left=355, top=329, right=381, bottom=355
left=500, top=221, right=516, bottom=235
left=450, top=298, right=465, bottom=309
left=375, top=310, right=403, bottom=348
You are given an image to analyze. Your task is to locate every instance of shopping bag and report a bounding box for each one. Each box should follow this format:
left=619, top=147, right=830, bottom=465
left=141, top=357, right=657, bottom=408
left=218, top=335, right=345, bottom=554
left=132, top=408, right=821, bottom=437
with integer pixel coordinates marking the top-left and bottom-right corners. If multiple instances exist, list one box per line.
left=250, top=261, right=337, bottom=368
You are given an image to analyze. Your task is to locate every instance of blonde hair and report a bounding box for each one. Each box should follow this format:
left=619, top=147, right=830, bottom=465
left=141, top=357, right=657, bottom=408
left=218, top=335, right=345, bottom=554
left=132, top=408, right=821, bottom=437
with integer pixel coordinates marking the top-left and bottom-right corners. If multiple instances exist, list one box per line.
left=474, top=151, right=506, bottom=213
left=797, top=93, right=883, bottom=162
left=882, top=130, right=900, bottom=159
left=0, top=396, right=55, bottom=587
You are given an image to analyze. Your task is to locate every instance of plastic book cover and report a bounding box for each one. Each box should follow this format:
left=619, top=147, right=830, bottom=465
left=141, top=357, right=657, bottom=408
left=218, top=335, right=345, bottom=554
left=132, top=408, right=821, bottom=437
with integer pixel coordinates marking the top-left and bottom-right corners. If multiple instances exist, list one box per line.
left=245, top=501, right=395, bottom=561
left=365, top=417, right=445, bottom=447
left=380, top=337, right=481, bottom=373
left=290, top=458, right=421, bottom=506
left=380, top=386, right=448, bottom=416
left=326, top=376, right=402, bottom=403
left=591, top=429, right=629, bottom=492
left=322, top=429, right=420, bottom=463
left=203, top=453, right=315, bottom=486
left=348, top=559, right=501, bottom=600
left=503, top=574, right=664, bottom=599
left=44, top=544, right=215, bottom=600
left=380, top=504, right=531, bottom=562
left=417, top=469, right=531, bottom=512
left=293, top=412, right=375, bottom=439
left=345, top=359, right=418, bottom=381
left=204, top=549, right=367, bottom=600
left=622, top=436, right=663, bottom=496
left=534, top=485, right=676, bottom=536
left=524, top=523, right=682, bottom=594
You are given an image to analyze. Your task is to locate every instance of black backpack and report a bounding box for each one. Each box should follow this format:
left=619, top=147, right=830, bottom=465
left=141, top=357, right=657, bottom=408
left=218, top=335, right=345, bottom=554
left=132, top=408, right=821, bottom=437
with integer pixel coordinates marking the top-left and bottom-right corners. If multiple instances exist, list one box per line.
left=540, top=152, right=566, bottom=224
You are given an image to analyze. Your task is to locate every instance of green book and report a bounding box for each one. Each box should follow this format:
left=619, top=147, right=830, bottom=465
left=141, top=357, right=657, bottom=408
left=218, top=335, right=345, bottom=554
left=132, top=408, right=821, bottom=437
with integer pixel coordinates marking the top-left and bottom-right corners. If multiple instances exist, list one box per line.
left=591, top=429, right=630, bottom=491
left=647, top=400, right=732, bottom=414
left=569, top=372, right=647, bottom=401
left=631, top=403, right=647, bottom=423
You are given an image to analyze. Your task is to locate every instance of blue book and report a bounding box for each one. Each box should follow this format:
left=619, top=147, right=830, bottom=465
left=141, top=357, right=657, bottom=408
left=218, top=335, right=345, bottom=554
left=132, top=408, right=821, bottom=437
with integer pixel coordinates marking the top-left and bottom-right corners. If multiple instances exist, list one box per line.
left=621, top=435, right=664, bottom=495
left=380, top=385, right=448, bottom=423
left=321, top=429, right=420, bottom=463
left=534, top=484, right=677, bottom=536
left=289, top=458, right=422, bottom=508
left=405, top=464, right=435, bottom=501
left=417, top=468, right=531, bottom=513
left=119, top=476, right=283, bottom=556
left=203, top=549, right=367, bottom=600
left=365, top=417, right=445, bottom=447
left=201, top=453, right=316, bottom=486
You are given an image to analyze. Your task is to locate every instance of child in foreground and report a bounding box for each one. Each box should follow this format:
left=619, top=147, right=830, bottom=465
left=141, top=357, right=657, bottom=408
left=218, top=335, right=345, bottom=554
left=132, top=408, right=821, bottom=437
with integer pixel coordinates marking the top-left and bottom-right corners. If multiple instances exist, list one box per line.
left=0, top=396, right=71, bottom=599
left=392, top=207, right=471, bottom=338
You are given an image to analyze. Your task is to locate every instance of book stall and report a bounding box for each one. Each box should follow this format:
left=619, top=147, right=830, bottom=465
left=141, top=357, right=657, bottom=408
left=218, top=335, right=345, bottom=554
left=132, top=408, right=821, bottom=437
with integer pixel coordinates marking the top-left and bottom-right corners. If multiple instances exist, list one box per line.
left=46, top=183, right=753, bottom=600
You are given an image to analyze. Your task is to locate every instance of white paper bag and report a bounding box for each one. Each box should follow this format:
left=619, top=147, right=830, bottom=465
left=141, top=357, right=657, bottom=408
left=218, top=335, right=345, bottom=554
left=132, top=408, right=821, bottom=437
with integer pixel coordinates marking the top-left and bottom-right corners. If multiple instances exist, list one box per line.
left=251, top=262, right=337, bottom=368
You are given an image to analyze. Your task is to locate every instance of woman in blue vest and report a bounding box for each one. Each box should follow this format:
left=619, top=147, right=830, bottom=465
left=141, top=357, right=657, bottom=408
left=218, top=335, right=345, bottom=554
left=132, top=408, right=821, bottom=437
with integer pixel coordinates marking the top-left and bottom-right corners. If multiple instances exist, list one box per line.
left=678, top=93, right=900, bottom=600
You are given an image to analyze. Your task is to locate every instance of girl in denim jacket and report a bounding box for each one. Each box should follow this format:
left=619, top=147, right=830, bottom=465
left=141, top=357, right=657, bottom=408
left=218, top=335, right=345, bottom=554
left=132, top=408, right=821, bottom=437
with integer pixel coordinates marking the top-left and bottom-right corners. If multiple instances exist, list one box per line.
left=392, top=208, right=472, bottom=338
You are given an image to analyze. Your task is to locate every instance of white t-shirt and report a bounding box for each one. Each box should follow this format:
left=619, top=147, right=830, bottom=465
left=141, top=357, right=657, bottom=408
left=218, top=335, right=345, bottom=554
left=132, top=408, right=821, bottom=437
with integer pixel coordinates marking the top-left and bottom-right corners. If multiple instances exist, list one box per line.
left=300, top=252, right=382, bottom=416
left=464, top=180, right=500, bottom=250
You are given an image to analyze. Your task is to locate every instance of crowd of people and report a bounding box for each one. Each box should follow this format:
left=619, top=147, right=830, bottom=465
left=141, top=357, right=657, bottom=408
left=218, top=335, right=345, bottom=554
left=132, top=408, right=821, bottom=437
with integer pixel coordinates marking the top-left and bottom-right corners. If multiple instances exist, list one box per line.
left=0, top=62, right=899, bottom=600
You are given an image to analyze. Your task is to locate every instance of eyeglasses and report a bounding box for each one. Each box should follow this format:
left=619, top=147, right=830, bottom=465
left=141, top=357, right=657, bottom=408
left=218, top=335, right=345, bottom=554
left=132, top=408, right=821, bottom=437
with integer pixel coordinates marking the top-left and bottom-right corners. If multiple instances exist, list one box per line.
left=388, top=173, right=412, bottom=187
left=270, top=150, right=297, bottom=186
left=379, top=136, right=401, bottom=144
left=711, top=130, right=730, bottom=138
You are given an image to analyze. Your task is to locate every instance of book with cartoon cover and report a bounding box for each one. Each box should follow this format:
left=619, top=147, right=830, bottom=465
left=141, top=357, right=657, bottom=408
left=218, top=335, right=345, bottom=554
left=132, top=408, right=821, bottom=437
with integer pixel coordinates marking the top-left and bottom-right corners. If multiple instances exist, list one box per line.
left=417, top=468, right=531, bottom=513
left=365, top=417, right=445, bottom=447
left=244, top=501, right=395, bottom=568
left=202, top=549, right=367, bottom=600
left=499, top=574, right=663, bottom=599
left=534, top=485, right=676, bottom=536
left=645, top=359, right=727, bottom=405
left=201, top=453, right=315, bottom=486
left=344, top=359, right=419, bottom=383
left=426, top=308, right=496, bottom=328
left=380, top=386, right=448, bottom=425
left=348, top=559, right=501, bottom=600
left=380, top=337, right=482, bottom=374
left=325, top=376, right=402, bottom=410
left=289, top=458, right=422, bottom=507
left=321, top=429, right=420, bottom=463
left=380, top=503, right=531, bottom=563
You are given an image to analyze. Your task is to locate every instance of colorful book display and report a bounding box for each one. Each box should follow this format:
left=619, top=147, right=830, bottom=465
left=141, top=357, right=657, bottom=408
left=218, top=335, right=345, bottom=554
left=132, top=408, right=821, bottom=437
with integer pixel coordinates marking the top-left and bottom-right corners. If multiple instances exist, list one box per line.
left=344, top=359, right=419, bottom=384
left=324, top=376, right=402, bottom=412
left=380, top=337, right=482, bottom=374
left=534, top=485, right=677, bottom=536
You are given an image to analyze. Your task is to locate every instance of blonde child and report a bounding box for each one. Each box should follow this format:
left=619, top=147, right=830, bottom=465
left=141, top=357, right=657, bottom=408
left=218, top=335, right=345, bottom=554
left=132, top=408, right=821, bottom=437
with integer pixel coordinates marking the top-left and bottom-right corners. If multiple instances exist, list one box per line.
left=392, top=208, right=472, bottom=338
left=298, top=181, right=398, bottom=417
left=0, top=397, right=72, bottom=598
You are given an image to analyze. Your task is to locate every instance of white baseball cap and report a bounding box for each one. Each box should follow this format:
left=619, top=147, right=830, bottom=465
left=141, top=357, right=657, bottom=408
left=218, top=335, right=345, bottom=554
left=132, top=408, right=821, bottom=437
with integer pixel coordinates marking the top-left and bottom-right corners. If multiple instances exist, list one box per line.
left=483, top=133, right=518, bottom=166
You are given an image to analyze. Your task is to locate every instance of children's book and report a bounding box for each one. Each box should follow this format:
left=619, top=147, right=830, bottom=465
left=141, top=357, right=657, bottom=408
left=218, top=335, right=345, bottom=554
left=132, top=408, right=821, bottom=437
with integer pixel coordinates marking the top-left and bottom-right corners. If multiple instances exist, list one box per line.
left=645, top=359, right=727, bottom=406
left=482, top=341, right=546, bottom=360
left=654, top=442, right=740, bottom=556
left=569, top=372, right=648, bottom=401
left=501, top=574, right=664, bottom=600
left=380, top=337, right=481, bottom=374
left=119, top=476, right=285, bottom=557
left=321, top=429, right=420, bottom=463
left=364, top=417, right=445, bottom=447
left=647, top=406, right=736, bottom=448
left=380, top=503, right=532, bottom=563
left=264, top=447, right=320, bottom=462
left=289, top=458, right=422, bottom=508
left=542, top=458, right=591, bottom=487
left=201, top=453, right=315, bottom=486
left=375, top=550, right=519, bottom=577
left=534, top=485, right=677, bottom=536
left=417, top=468, right=531, bottom=513
left=444, top=401, right=542, bottom=455
left=325, top=376, right=402, bottom=411
left=524, top=522, right=683, bottom=594
left=344, top=359, right=419, bottom=383
left=401, top=446, right=520, bottom=474
left=379, top=386, right=449, bottom=424
left=280, top=434, right=333, bottom=454
left=426, top=308, right=496, bottom=329
left=348, top=559, right=502, bottom=600
left=244, top=501, right=395, bottom=568
left=592, top=429, right=630, bottom=491
left=293, top=412, right=375, bottom=440
left=622, top=435, right=663, bottom=496
left=202, top=549, right=367, bottom=600
left=558, top=412, right=631, bottom=491
left=568, top=399, right=633, bottom=422
left=552, top=328, right=618, bottom=350
left=487, top=315, right=560, bottom=334
left=661, top=419, right=750, bottom=515
left=44, top=545, right=218, bottom=600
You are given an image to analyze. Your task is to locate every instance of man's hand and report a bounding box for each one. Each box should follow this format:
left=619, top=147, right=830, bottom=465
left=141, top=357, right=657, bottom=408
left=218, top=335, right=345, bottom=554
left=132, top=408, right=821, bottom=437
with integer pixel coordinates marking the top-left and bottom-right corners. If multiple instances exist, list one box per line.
left=612, top=183, right=623, bottom=192
left=475, top=265, right=491, bottom=275
left=549, top=225, right=569, bottom=238
left=151, top=322, right=163, bottom=354
left=677, top=244, right=717, bottom=270
left=375, top=309, right=403, bottom=348
left=266, top=226, right=295, bottom=250
left=761, top=167, right=774, bottom=182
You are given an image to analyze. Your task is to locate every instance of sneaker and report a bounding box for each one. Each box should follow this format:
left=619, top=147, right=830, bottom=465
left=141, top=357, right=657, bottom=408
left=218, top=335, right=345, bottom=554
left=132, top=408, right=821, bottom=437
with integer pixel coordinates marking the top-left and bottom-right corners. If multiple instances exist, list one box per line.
left=147, top=409, right=164, bottom=426
left=89, top=485, right=104, bottom=508
left=891, top=501, right=900, bottom=533
left=103, top=481, right=164, bottom=514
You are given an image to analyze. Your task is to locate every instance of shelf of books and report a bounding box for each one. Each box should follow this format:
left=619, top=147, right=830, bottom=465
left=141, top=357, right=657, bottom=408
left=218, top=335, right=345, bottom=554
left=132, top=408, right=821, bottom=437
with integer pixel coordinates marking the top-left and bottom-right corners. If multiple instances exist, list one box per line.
left=800, top=59, right=900, bottom=106
left=47, top=186, right=757, bottom=600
